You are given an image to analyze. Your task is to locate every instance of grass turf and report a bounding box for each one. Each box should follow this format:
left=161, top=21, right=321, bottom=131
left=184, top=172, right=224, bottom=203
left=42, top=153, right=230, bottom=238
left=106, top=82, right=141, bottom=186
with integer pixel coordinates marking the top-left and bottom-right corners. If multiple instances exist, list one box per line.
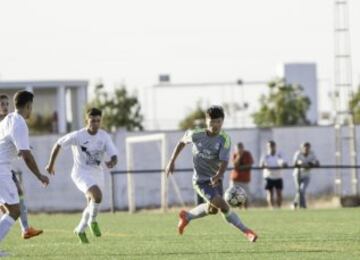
left=1, top=208, right=360, bottom=259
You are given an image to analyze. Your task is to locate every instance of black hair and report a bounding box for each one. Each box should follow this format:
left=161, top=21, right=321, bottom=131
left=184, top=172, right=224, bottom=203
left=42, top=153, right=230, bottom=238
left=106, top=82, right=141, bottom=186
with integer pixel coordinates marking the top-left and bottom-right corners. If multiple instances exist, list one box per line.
left=206, top=105, right=225, bottom=119
left=0, top=94, right=9, bottom=100
left=268, top=140, right=276, bottom=146
left=13, top=91, right=34, bottom=109
left=86, top=107, right=102, bottom=117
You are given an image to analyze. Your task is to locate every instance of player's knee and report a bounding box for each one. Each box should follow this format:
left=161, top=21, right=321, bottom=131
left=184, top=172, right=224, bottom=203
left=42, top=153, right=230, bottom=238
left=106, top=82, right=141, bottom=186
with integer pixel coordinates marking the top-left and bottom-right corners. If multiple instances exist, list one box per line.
left=93, top=191, right=102, bottom=203
left=8, top=205, right=20, bottom=220
left=94, top=196, right=102, bottom=203
left=208, top=205, right=218, bottom=215
left=17, top=188, right=24, bottom=196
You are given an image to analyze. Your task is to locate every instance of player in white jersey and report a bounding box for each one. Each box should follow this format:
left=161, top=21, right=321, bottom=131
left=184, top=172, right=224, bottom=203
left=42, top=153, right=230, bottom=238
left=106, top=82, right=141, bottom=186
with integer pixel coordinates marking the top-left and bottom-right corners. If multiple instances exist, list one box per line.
left=0, top=94, right=44, bottom=240
left=0, top=91, right=49, bottom=257
left=46, top=108, right=118, bottom=244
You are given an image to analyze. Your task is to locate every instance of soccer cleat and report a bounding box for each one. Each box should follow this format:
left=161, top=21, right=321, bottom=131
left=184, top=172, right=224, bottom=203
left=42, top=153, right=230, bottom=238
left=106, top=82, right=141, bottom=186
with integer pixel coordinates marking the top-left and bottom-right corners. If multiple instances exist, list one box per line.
left=89, top=222, right=102, bottom=237
left=245, top=229, right=258, bottom=242
left=22, top=227, right=43, bottom=239
left=177, top=210, right=189, bottom=235
left=74, top=230, right=89, bottom=244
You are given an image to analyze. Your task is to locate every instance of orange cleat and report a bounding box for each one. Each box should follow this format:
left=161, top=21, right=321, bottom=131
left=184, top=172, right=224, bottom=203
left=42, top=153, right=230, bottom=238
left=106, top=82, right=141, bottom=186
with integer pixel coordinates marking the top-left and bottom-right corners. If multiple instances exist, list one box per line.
left=245, top=229, right=258, bottom=242
left=177, top=210, right=189, bottom=235
left=22, top=227, right=43, bottom=239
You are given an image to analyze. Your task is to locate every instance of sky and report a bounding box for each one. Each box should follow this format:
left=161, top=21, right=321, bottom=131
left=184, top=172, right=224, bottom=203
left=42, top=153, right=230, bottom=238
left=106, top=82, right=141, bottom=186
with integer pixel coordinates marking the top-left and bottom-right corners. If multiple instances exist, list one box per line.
left=0, top=0, right=359, bottom=129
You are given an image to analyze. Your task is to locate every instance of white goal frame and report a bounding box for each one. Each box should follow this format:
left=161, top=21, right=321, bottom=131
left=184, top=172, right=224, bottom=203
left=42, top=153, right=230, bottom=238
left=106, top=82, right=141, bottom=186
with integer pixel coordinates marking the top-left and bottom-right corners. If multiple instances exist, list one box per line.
left=126, top=133, right=185, bottom=213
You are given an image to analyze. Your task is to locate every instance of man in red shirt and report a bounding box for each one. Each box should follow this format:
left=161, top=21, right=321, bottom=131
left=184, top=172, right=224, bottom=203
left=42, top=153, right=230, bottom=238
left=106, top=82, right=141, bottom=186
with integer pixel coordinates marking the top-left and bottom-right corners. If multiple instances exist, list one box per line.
left=230, top=143, right=254, bottom=208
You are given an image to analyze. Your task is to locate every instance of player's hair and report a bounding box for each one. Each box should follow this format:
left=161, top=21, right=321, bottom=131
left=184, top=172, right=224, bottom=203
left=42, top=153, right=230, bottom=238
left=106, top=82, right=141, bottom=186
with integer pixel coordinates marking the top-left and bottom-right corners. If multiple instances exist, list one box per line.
left=13, top=90, right=34, bottom=109
left=237, top=142, right=244, bottom=149
left=86, top=107, right=102, bottom=117
left=268, top=140, right=276, bottom=147
left=0, top=94, right=9, bottom=100
left=302, top=142, right=311, bottom=148
left=206, top=105, right=225, bottom=119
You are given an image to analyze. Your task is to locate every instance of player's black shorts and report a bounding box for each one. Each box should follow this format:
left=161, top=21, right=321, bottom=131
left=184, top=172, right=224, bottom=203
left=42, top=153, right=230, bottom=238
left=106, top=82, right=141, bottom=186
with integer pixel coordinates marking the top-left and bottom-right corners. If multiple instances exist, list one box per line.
left=265, top=178, right=283, bottom=190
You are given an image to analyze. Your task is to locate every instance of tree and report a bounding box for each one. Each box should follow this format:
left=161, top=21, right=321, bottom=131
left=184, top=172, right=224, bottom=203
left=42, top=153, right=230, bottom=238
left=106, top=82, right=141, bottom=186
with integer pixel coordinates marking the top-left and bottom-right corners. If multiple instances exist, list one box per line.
left=252, top=78, right=311, bottom=127
left=179, top=102, right=206, bottom=130
left=349, top=86, right=360, bottom=124
left=27, top=113, right=54, bottom=134
left=88, top=83, right=144, bottom=131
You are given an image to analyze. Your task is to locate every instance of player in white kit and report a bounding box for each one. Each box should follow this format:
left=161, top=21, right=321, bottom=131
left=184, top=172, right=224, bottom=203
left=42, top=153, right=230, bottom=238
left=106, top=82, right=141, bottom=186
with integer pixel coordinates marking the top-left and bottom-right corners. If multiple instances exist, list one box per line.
left=46, top=108, right=118, bottom=244
left=0, top=91, right=49, bottom=257
left=0, top=93, right=44, bottom=240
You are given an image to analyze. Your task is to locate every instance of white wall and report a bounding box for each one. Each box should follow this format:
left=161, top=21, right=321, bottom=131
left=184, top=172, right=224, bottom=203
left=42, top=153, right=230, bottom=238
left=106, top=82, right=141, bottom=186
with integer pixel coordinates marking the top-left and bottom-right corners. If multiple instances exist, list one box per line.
left=16, top=126, right=360, bottom=212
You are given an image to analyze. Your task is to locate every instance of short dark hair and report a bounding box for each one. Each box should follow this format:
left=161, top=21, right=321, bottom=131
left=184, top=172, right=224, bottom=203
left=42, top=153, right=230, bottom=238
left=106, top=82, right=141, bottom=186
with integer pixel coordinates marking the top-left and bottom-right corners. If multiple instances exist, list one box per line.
left=206, top=105, right=225, bottom=119
left=13, top=91, right=34, bottom=109
left=86, top=107, right=102, bottom=117
left=268, top=140, right=276, bottom=147
left=302, top=142, right=311, bottom=148
left=237, top=142, right=244, bottom=149
left=0, top=94, right=9, bottom=100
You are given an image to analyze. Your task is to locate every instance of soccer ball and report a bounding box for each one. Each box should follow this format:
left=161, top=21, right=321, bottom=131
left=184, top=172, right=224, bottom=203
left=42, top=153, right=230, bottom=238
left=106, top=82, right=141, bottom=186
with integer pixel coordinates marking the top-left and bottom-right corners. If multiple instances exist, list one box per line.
left=224, top=186, right=247, bottom=207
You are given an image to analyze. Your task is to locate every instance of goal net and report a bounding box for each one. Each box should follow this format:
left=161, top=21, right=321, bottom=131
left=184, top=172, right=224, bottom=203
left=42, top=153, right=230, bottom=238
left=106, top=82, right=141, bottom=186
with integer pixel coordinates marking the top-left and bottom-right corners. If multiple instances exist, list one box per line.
left=125, top=133, right=185, bottom=213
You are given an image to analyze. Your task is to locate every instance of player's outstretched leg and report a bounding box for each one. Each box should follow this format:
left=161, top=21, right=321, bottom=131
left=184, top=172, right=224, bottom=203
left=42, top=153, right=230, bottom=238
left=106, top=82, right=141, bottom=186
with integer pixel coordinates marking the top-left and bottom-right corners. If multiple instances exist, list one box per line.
left=211, top=195, right=258, bottom=242
left=87, top=201, right=101, bottom=237
left=19, top=196, right=43, bottom=239
left=86, top=185, right=102, bottom=237
left=222, top=210, right=258, bottom=242
left=74, top=206, right=90, bottom=243
left=74, top=229, right=90, bottom=244
left=178, top=203, right=210, bottom=235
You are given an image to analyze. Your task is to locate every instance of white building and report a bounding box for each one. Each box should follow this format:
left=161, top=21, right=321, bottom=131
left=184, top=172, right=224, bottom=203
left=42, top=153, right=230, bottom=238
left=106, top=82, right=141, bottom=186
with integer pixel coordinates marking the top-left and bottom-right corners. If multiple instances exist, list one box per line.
left=0, top=80, right=88, bottom=133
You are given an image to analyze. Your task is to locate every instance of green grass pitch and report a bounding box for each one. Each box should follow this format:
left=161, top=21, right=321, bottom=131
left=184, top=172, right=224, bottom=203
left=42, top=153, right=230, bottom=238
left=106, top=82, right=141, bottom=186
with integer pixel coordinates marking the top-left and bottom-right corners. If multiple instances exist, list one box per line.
left=1, top=208, right=360, bottom=259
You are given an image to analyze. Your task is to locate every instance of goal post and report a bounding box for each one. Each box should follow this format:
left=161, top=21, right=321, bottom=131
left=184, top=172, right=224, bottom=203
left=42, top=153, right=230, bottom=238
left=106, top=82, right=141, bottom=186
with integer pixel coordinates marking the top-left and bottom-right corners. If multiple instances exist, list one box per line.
left=126, top=133, right=185, bottom=213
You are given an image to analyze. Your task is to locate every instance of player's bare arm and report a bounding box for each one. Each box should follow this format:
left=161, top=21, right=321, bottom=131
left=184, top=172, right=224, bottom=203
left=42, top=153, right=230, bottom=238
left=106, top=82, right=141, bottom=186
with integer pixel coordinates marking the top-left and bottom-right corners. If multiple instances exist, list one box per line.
left=46, top=144, right=61, bottom=175
left=105, top=155, right=117, bottom=168
left=211, top=160, right=228, bottom=186
left=165, top=141, right=186, bottom=176
left=20, top=150, right=49, bottom=186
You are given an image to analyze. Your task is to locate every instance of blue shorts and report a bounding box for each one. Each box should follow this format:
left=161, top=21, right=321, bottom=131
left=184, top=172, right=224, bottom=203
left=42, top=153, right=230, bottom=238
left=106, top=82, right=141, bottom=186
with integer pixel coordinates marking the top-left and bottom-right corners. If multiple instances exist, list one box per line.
left=193, top=181, right=223, bottom=202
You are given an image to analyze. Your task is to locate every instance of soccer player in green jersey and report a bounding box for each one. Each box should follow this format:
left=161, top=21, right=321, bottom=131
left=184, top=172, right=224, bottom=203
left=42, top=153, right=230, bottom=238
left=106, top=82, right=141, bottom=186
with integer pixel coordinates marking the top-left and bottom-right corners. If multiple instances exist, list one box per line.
left=166, top=105, right=258, bottom=242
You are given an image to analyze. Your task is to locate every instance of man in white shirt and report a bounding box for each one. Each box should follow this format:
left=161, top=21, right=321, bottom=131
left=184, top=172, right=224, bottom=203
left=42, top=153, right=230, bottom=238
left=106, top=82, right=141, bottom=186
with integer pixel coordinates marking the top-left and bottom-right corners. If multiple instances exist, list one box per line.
left=260, top=141, right=287, bottom=208
left=0, top=93, right=44, bottom=240
left=46, top=108, right=118, bottom=244
left=0, top=91, right=49, bottom=257
left=292, top=142, right=319, bottom=209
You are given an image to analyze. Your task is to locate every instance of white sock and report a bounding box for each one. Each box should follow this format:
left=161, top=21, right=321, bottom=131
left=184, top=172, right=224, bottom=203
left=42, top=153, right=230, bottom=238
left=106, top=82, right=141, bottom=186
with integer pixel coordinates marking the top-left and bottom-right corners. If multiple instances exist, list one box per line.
left=222, top=211, right=249, bottom=233
left=0, top=214, right=16, bottom=242
left=187, top=203, right=209, bottom=221
left=75, top=207, right=90, bottom=233
left=88, top=201, right=100, bottom=224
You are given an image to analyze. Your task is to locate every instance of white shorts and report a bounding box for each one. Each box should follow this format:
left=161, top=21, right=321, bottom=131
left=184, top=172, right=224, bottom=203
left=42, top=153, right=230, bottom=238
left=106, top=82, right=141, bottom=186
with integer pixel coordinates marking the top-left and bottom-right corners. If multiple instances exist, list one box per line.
left=0, top=173, right=19, bottom=205
left=71, top=168, right=104, bottom=194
